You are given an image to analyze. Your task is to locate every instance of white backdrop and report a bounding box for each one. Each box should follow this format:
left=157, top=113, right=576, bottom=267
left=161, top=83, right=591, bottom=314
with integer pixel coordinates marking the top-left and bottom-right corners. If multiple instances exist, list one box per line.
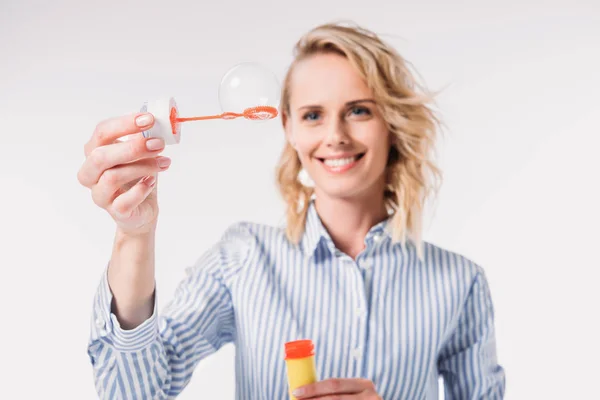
left=1, top=0, right=598, bottom=398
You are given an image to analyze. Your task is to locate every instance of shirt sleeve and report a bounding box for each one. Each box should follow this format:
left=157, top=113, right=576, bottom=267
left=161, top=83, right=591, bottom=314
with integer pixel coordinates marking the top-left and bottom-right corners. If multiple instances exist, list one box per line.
left=87, top=222, right=252, bottom=399
left=437, top=266, right=506, bottom=399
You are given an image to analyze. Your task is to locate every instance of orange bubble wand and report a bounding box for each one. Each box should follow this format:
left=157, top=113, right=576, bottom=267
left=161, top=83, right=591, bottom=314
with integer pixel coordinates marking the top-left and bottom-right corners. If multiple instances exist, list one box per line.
left=166, top=105, right=278, bottom=135
left=140, top=98, right=279, bottom=144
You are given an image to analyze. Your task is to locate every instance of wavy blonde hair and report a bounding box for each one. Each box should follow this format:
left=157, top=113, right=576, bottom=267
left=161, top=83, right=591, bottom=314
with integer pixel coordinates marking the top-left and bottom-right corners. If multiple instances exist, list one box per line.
left=275, top=22, right=443, bottom=259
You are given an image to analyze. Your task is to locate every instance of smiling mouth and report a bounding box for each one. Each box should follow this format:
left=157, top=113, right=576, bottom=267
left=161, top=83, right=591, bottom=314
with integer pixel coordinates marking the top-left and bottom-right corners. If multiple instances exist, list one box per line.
left=317, top=153, right=365, bottom=165
left=316, top=153, right=365, bottom=172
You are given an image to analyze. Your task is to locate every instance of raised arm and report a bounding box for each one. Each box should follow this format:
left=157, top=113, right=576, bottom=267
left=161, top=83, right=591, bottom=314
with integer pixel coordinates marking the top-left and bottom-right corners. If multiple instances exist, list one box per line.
left=87, top=223, right=250, bottom=399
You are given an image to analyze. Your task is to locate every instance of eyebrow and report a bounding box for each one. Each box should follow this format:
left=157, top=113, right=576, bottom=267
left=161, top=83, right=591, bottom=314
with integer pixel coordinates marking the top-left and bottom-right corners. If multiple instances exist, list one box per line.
left=297, top=98, right=376, bottom=111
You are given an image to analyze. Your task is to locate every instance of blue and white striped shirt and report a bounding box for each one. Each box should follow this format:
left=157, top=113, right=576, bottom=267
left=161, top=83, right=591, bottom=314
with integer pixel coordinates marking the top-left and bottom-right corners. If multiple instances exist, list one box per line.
left=88, top=201, right=506, bottom=399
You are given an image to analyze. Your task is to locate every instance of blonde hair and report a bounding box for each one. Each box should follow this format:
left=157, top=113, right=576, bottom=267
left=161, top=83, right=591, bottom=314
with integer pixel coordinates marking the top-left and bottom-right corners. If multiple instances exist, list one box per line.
left=275, top=22, right=443, bottom=259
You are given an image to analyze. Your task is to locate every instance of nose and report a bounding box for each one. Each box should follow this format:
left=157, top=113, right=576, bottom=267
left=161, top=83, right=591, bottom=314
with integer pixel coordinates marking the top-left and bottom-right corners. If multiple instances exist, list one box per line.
left=324, top=118, right=350, bottom=147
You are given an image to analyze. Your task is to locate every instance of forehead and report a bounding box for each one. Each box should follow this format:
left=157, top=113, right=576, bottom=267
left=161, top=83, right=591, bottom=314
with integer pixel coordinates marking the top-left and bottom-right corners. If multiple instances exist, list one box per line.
left=289, top=53, right=374, bottom=107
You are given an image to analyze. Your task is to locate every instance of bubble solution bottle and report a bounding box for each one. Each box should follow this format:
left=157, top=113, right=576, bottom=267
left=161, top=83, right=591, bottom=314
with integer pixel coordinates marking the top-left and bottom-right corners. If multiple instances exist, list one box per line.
left=284, top=339, right=318, bottom=400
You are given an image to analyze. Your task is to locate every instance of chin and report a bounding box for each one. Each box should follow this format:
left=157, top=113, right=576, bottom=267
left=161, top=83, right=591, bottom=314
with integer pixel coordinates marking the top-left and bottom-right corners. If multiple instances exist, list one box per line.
left=313, top=178, right=373, bottom=200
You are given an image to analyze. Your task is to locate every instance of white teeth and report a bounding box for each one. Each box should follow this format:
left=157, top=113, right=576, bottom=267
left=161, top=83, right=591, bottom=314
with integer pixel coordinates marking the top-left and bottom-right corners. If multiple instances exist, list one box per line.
left=323, top=156, right=357, bottom=167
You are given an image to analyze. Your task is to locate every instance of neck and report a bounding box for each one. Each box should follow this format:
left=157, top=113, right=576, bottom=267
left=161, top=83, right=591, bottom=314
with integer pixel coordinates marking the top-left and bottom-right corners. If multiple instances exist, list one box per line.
left=313, top=190, right=389, bottom=259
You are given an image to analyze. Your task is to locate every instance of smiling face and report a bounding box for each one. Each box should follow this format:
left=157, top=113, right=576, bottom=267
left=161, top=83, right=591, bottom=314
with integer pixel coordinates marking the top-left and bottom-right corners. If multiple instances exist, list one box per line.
left=284, top=52, right=391, bottom=202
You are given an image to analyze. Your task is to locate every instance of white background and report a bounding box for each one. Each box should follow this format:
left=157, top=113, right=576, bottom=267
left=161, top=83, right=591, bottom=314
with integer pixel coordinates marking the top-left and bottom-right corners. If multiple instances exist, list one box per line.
left=1, top=0, right=599, bottom=398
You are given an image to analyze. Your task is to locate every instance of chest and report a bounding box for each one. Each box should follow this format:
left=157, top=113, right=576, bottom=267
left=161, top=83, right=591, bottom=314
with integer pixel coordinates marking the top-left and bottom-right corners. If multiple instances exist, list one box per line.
left=230, top=252, right=454, bottom=399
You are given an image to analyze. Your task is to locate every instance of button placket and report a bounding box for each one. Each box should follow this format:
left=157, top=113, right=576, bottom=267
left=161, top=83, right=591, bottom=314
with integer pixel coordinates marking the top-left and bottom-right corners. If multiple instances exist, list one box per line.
left=355, top=252, right=374, bottom=374
left=346, top=258, right=368, bottom=375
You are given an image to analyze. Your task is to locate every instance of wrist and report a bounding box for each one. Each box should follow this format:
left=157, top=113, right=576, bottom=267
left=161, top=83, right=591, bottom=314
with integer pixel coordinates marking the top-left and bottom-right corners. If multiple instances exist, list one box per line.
left=115, top=225, right=157, bottom=242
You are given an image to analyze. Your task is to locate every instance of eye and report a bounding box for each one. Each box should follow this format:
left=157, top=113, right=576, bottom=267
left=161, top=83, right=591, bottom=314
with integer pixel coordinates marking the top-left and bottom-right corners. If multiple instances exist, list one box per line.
left=350, top=106, right=371, bottom=116
left=302, top=111, right=321, bottom=121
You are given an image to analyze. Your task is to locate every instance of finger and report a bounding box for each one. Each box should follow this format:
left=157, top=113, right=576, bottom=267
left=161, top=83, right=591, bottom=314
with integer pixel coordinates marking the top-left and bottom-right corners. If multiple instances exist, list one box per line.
left=360, top=389, right=382, bottom=400
left=84, top=112, right=155, bottom=157
left=294, top=378, right=373, bottom=398
left=317, top=392, right=381, bottom=400
left=304, top=395, right=380, bottom=400
left=78, top=136, right=165, bottom=188
left=111, top=175, right=157, bottom=217
left=91, top=156, right=170, bottom=209
left=115, top=131, right=145, bottom=144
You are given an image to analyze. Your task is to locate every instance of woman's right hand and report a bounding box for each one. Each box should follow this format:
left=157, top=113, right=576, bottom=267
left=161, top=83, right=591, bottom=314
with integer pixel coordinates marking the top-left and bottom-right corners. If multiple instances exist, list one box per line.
left=77, top=112, right=172, bottom=236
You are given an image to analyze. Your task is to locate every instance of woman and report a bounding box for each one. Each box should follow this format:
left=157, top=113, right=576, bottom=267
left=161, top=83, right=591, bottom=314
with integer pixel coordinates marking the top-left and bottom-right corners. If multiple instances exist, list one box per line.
left=80, top=22, right=506, bottom=399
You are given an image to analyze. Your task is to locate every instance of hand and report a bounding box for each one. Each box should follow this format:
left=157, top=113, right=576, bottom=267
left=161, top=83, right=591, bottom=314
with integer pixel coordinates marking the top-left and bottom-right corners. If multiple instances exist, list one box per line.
left=77, top=112, right=171, bottom=236
left=293, top=378, right=382, bottom=399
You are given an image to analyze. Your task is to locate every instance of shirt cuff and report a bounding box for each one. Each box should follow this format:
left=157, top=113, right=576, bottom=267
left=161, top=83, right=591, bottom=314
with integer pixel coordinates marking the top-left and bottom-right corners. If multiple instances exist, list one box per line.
left=90, top=262, right=159, bottom=352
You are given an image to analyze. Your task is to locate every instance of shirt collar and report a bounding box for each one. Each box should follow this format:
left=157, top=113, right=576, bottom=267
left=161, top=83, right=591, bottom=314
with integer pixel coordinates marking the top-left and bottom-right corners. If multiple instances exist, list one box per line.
left=300, top=200, right=393, bottom=257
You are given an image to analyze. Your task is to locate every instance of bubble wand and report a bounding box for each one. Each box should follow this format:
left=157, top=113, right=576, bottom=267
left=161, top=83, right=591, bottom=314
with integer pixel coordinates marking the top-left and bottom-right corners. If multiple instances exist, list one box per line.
left=140, top=62, right=280, bottom=145
left=175, top=105, right=278, bottom=122
left=140, top=98, right=279, bottom=145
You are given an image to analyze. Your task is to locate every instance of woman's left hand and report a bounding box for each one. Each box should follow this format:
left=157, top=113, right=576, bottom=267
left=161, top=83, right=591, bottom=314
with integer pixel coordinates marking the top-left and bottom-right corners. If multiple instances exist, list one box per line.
left=292, top=378, right=382, bottom=399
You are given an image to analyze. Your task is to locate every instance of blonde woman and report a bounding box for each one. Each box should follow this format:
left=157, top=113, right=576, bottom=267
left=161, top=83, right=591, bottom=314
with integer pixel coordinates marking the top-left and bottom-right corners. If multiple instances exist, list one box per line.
left=80, top=22, right=505, bottom=399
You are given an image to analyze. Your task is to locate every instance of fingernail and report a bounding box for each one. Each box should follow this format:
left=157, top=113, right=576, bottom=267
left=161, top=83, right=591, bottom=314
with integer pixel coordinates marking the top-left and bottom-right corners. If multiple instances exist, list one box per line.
left=292, top=388, right=304, bottom=397
left=146, top=138, right=164, bottom=151
left=136, top=113, right=153, bottom=127
left=157, top=157, right=171, bottom=168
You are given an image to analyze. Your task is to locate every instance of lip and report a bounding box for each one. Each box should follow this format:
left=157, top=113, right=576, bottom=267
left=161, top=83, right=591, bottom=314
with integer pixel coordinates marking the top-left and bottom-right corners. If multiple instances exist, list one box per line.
left=317, top=152, right=361, bottom=160
left=316, top=152, right=365, bottom=174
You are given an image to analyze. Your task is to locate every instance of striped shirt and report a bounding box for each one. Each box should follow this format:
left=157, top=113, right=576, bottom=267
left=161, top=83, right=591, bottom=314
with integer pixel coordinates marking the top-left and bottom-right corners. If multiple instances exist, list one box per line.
left=88, top=201, right=506, bottom=399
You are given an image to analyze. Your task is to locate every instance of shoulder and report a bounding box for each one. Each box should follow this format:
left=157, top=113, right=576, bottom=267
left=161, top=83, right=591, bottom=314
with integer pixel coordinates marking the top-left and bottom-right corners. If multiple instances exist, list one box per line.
left=418, top=240, right=486, bottom=294
left=421, top=240, right=482, bottom=274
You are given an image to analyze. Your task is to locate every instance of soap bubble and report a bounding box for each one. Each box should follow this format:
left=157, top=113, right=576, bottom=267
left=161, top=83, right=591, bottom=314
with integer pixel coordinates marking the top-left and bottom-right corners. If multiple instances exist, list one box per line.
left=219, top=62, right=280, bottom=120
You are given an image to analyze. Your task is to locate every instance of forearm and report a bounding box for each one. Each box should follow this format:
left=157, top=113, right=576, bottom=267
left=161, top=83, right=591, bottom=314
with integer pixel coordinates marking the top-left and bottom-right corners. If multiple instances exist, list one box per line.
left=88, top=222, right=247, bottom=398
left=108, top=227, right=156, bottom=329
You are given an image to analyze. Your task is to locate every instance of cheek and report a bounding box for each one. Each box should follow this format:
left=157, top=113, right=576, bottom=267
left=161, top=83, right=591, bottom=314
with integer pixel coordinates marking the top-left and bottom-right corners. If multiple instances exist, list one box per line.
left=366, top=134, right=391, bottom=169
left=360, top=123, right=389, bottom=149
left=293, top=133, right=321, bottom=160
left=375, top=137, right=391, bottom=158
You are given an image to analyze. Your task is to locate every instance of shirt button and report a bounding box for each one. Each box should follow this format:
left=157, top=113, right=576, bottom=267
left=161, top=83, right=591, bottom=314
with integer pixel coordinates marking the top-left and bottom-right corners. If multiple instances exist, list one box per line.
left=352, top=347, right=362, bottom=360
left=362, top=258, right=373, bottom=269
left=356, top=307, right=364, bottom=318
left=373, top=234, right=382, bottom=242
